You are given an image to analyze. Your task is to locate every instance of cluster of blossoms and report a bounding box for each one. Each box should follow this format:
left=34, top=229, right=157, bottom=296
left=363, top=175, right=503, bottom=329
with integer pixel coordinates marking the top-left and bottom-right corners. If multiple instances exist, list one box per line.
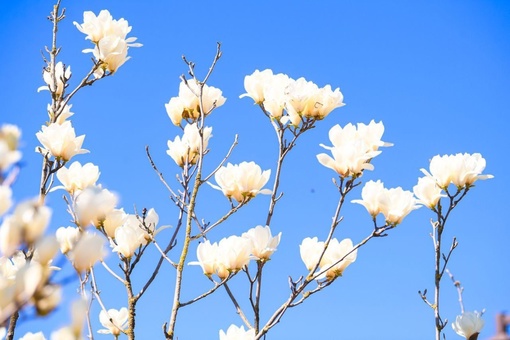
left=300, top=237, right=357, bottom=280
left=165, top=79, right=226, bottom=126
left=352, top=180, right=421, bottom=226
left=317, top=120, right=392, bottom=178
left=191, top=225, right=281, bottom=279
left=209, top=161, right=272, bottom=203
left=240, top=69, right=344, bottom=126
left=0, top=247, right=60, bottom=322
left=414, top=153, right=493, bottom=208
left=167, top=123, right=213, bottom=167
left=74, top=10, right=142, bottom=77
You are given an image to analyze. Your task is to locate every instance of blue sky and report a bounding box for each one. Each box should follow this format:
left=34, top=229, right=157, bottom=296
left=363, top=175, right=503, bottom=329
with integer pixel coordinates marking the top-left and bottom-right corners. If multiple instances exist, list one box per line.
left=1, top=1, right=509, bottom=339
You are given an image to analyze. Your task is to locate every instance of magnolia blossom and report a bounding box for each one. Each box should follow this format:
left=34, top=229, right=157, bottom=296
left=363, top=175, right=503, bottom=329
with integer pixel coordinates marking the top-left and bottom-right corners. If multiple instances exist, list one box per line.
left=50, top=298, right=87, bottom=340
left=352, top=180, right=421, bottom=226
left=69, top=233, right=107, bottom=272
left=0, top=124, right=22, bottom=171
left=56, top=226, right=81, bottom=254
left=421, top=153, right=493, bottom=189
left=209, top=161, right=271, bottom=203
left=75, top=10, right=142, bottom=76
left=35, top=284, right=62, bottom=316
left=191, top=240, right=219, bottom=277
left=56, top=161, right=100, bottom=194
left=240, top=70, right=344, bottom=124
left=167, top=123, right=213, bottom=166
left=74, top=186, right=118, bottom=227
left=300, top=237, right=357, bottom=280
left=0, top=261, right=43, bottom=316
left=98, top=307, right=129, bottom=335
left=219, top=324, right=255, bottom=340
left=242, top=225, right=281, bottom=261
left=37, top=61, right=71, bottom=96
left=317, top=121, right=390, bottom=178
left=0, top=185, right=12, bottom=215
left=33, top=236, right=59, bottom=266
left=111, top=222, right=145, bottom=258
left=111, top=209, right=162, bottom=258
left=191, top=236, right=252, bottom=279
left=284, top=77, right=344, bottom=125
left=102, top=208, right=127, bottom=238
left=36, top=121, right=88, bottom=161
left=452, top=311, right=485, bottom=339
left=0, top=200, right=52, bottom=255
left=413, top=176, right=445, bottom=208
left=47, top=103, right=74, bottom=124
left=239, top=69, right=277, bottom=104
left=165, top=80, right=226, bottom=126
left=216, top=236, right=252, bottom=278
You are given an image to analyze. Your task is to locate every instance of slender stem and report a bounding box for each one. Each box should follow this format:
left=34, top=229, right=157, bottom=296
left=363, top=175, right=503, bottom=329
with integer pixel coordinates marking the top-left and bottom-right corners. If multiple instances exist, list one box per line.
left=125, top=261, right=136, bottom=340
left=166, top=172, right=200, bottom=339
left=224, top=283, right=253, bottom=329
left=5, top=312, right=19, bottom=340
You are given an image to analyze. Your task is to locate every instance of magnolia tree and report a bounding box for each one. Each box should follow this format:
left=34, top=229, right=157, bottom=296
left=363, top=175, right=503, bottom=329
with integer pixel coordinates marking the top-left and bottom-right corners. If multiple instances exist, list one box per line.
left=0, top=2, right=494, bottom=340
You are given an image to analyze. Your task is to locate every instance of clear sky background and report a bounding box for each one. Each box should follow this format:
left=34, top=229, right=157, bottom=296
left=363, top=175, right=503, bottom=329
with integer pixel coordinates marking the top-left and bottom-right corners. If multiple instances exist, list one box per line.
left=1, top=1, right=509, bottom=339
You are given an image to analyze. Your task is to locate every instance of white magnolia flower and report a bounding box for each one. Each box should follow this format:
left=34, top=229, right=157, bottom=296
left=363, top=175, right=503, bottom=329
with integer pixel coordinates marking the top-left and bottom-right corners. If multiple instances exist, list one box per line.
left=317, top=121, right=390, bottom=178
left=56, top=161, right=100, bottom=194
left=421, top=153, right=493, bottom=189
left=0, top=200, right=52, bottom=255
left=56, top=226, right=81, bottom=254
left=167, top=123, right=213, bottom=167
left=190, top=240, right=219, bottom=277
left=239, top=69, right=278, bottom=104
left=74, top=186, right=118, bottom=227
left=93, top=36, right=129, bottom=74
left=242, top=225, right=281, bottom=261
left=299, top=237, right=356, bottom=279
left=103, top=208, right=127, bottom=238
left=209, top=161, right=271, bottom=203
left=37, top=61, right=71, bottom=96
left=36, top=121, right=88, bottom=161
left=165, top=80, right=226, bottom=125
left=320, top=238, right=357, bottom=280
left=98, top=307, right=129, bottom=336
left=74, top=10, right=140, bottom=44
left=0, top=185, right=12, bottom=216
left=50, top=298, right=87, bottom=340
left=413, top=176, right=445, bottom=209
left=33, top=236, right=59, bottom=266
left=34, top=284, right=62, bottom=316
left=452, top=311, right=484, bottom=339
left=0, top=124, right=22, bottom=171
left=285, top=77, right=344, bottom=123
left=111, top=222, right=145, bottom=258
left=216, top=236, right=252, bottom=279
left=219, top=324, right=255, bottom=340
left=69, top=233, right=107, bottom=272
left=47, top=104, right=74, bottom=125
left=75, top=10, right=141, bottom=76
left=299, top=237, right=324, bottom=271
left=352, top=181, right=421, bottom=226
